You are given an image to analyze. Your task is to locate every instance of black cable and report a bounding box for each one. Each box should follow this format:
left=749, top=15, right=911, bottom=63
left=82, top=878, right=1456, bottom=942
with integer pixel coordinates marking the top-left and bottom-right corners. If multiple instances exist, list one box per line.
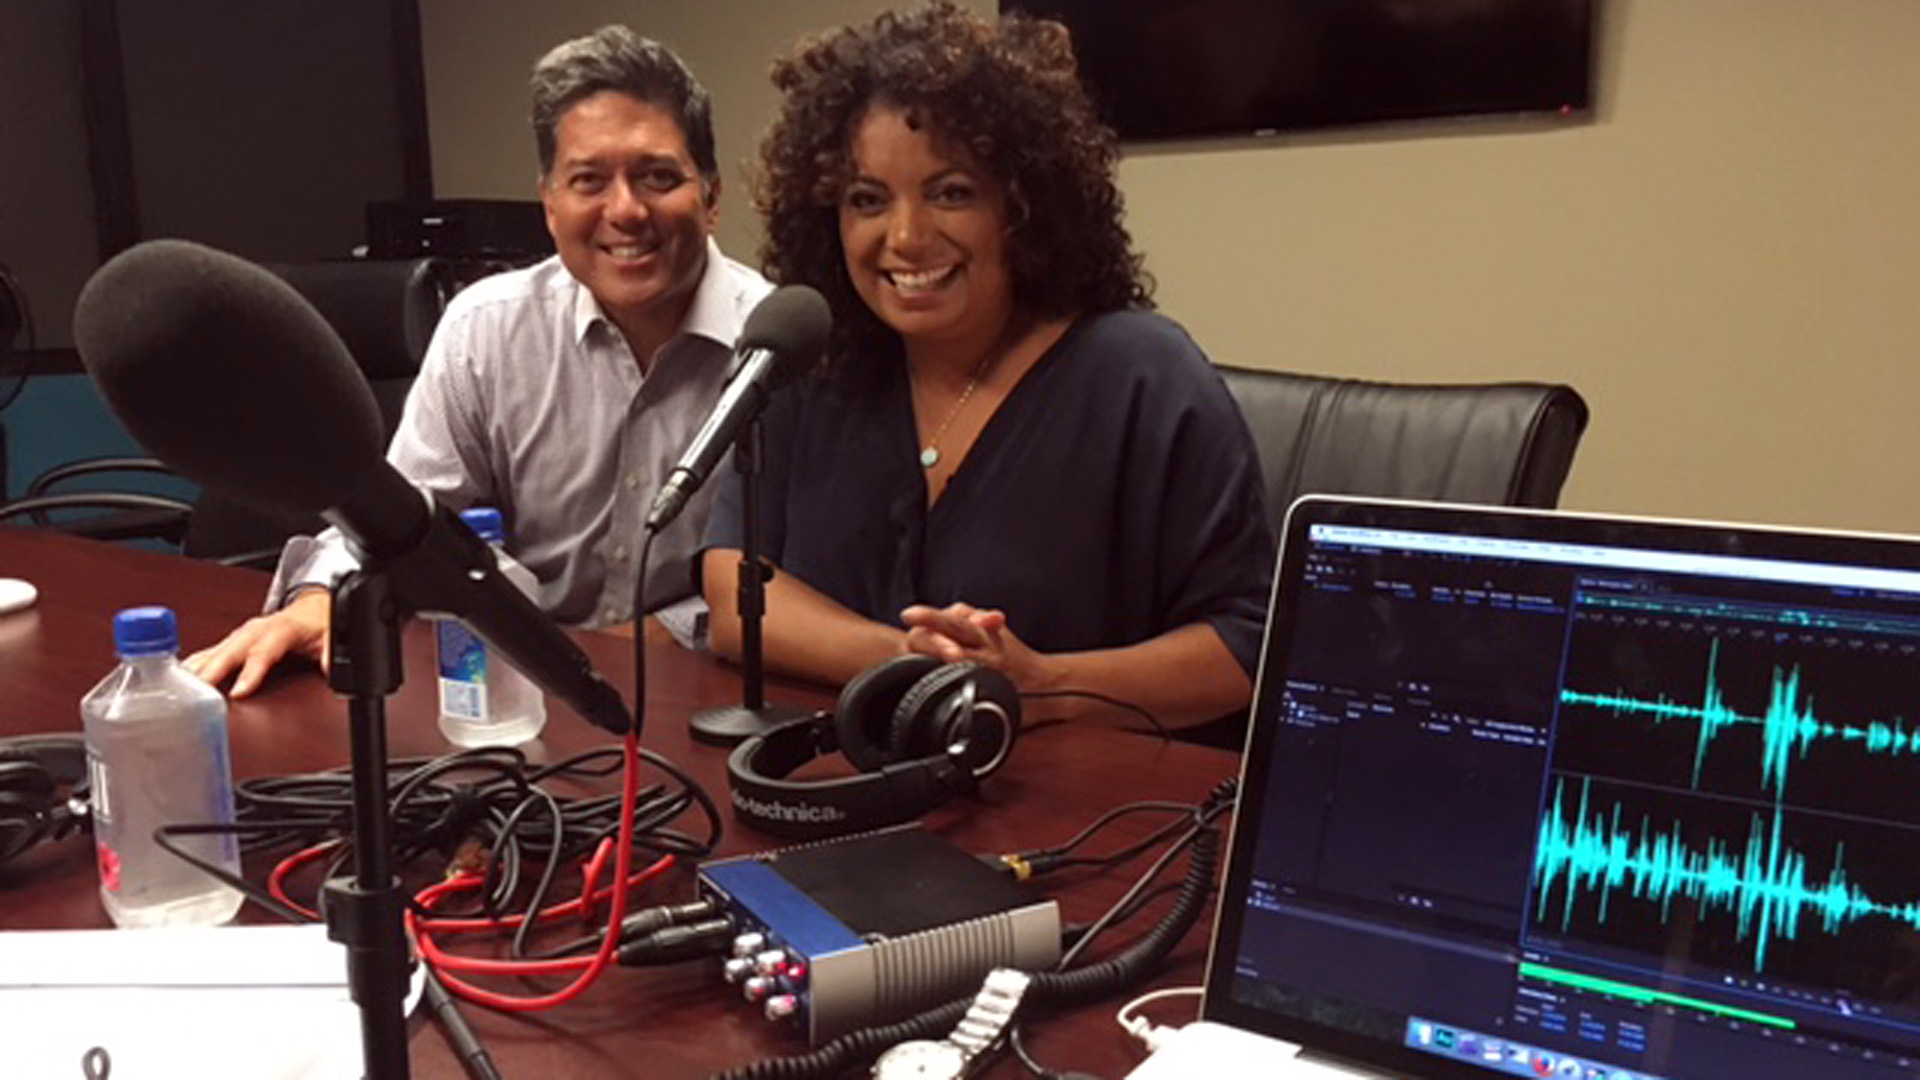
left=1008, top=1023, right=1108, bottom=1080
left=1010, top=1024, right=1051, bottom=1078
left=1002, top=800, right=1201, bottom=879
left=154, top=821, right=312, bottom=922
left=1044, top=801, right=1195, bottom=856
left=1057, top=810, right=1216, bottom=972
left=1019, top=689, right=1169, bottom=738
left=238, top=746, right=717, bottom=858
left=631, top=522, right=657, bottom=739
left=501, top=788, right=566, bottom=958
left=423, top=972, right=506, bottom=1080
left=543, top=897, right=724, bottom=959
left=1010, top=778, right=1237, bottom=1079
left=1083, top=880, right=1198, bottom=942
left=616, top=916, right=738, bottom=965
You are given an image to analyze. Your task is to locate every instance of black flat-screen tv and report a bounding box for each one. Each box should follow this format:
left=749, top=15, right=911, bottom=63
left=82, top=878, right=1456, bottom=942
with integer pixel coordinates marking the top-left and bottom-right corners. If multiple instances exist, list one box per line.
left=1001, top=0, right=1596, bottom=142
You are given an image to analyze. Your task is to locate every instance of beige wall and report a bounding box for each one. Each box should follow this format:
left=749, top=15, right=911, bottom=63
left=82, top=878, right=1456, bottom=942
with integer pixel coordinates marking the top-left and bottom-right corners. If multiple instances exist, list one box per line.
left=421, top=0, right=1920, bottom=535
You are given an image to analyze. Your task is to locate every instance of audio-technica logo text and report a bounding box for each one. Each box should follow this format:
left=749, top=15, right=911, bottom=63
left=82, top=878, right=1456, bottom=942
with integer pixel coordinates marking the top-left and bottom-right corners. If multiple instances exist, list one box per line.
left=733, top=791, right=846, bottom=824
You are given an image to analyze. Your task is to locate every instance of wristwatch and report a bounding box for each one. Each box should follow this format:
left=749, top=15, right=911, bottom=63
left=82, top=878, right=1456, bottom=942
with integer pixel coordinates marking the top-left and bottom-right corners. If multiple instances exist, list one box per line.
left=871, top=968, right=1034, bottom=1079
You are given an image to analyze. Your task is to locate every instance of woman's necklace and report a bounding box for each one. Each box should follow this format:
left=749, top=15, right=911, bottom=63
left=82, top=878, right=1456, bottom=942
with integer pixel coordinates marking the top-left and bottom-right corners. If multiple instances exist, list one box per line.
left=918, top=353, right=994, bottom=469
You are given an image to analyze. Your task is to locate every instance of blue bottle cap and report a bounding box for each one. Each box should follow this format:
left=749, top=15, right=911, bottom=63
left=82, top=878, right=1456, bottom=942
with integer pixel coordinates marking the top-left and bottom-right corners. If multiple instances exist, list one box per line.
left=114, top=605, right=179, bottom=656
left=459, top=506, right=504, bottom=544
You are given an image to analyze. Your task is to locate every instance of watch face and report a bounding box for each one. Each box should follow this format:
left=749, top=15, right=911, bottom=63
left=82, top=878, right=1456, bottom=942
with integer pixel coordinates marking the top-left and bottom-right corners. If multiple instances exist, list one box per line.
left=872, top=1039, right=969, bottom=1079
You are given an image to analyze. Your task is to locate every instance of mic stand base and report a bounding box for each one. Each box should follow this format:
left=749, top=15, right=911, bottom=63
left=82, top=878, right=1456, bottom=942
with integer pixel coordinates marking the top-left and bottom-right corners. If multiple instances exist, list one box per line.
left=692, top=416, right=810, bottom=747
left=689, top=701, right=816, bottom=745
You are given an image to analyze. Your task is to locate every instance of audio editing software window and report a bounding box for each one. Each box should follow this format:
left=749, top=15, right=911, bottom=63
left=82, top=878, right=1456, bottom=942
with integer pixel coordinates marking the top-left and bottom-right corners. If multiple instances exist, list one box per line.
left=1235, top=524, right=1920, bottom=1079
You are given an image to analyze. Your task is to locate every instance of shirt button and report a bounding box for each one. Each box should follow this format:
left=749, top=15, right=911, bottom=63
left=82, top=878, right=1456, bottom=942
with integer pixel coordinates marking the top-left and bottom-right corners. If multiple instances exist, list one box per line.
left=605, top=608, right=621, bottom=624
left=613, top=546, right=629, bottom=562
left=624, top=473, right=640, bottom=490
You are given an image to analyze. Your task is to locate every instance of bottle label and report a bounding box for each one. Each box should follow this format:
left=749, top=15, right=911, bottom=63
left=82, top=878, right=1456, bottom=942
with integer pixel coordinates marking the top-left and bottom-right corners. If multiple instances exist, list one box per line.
left=87, top=752, right=122, bottom=893
left=86, top=751, right=113, bottom=826
left=436, top=619, right=489, bottom=723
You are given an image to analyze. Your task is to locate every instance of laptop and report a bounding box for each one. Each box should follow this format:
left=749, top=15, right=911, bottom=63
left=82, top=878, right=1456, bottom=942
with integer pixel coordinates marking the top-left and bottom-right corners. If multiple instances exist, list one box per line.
left=1146, top=496, right=1920, bottom=1080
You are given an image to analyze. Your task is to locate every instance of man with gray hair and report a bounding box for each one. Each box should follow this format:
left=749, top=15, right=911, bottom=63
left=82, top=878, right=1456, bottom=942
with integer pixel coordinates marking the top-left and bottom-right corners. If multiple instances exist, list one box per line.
left=190, top=27, right=770, bottom=695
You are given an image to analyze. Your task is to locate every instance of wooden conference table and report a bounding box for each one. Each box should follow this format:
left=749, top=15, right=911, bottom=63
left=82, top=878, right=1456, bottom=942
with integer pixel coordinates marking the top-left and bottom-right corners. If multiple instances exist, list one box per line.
left=0, top=527, right=1240, bottom=1079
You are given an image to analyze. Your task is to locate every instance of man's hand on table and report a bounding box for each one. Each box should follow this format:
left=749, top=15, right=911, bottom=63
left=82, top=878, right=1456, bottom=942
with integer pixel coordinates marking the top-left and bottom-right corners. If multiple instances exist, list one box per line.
left=184, top=588, right=331, bottom=697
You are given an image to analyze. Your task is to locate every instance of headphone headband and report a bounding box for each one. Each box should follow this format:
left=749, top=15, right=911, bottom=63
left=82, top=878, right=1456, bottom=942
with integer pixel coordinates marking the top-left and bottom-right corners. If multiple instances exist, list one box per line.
left=726, top=658, right=1021, bottom=840
left=727, top=718, right=962, bottom=841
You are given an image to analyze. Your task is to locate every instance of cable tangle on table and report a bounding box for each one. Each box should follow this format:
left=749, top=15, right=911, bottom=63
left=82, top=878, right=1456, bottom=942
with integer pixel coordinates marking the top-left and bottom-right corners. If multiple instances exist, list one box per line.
left=156, top=741, right=724, bottom=982
left=227, top=745, right=719, bottom=917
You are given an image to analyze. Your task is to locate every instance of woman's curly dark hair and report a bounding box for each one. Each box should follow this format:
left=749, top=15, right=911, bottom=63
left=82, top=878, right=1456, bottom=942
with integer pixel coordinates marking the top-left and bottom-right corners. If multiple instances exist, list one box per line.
left=756, top=1, right=1152, bottom=370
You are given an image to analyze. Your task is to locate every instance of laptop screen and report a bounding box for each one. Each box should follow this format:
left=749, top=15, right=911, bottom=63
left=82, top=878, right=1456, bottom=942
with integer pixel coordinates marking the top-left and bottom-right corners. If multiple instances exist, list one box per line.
left=1208, top=497, right=1920, bottom=1080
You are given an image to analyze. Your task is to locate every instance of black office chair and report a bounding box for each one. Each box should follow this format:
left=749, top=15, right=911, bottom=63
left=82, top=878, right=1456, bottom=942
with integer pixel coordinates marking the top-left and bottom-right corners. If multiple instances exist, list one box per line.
left=0, top=457, right=194, bottom=545
left=1179, top=365, right=1589, bottom=749
left=1215, top=365, right=1590, bottom=534
left=265, top=256, right=454, bottom=434
left=176, top=256, right=457, bottom=564
left=0, top=257, right=459, bottom=565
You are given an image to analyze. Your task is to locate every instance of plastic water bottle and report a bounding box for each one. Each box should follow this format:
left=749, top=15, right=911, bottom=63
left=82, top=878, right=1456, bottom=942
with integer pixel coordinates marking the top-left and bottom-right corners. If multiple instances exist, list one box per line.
left=436, top=507, right=548, bottom=747
left=80, top=606, right=243, bottom=928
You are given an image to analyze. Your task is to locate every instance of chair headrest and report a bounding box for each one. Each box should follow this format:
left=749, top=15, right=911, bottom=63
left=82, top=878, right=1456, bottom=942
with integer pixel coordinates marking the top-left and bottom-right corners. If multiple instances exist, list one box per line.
left=266, top=258, right=450, bottom=381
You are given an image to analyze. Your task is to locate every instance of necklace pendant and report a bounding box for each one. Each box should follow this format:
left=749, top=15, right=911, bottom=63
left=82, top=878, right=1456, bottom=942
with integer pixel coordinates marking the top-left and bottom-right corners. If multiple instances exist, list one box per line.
left=920, top=446, right=940, bottom=469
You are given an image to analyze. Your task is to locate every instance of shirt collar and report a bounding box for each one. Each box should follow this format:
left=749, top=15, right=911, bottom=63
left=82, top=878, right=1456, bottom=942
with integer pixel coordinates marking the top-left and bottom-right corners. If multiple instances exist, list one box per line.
left=678, top=236, right=741, bottom=350
left=567, top=236, right=735, bottom=351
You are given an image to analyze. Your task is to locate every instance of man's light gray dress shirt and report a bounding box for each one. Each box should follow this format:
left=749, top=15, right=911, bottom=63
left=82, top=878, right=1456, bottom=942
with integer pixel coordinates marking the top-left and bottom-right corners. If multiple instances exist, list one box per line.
left=268, top=239, right=772, bottom=638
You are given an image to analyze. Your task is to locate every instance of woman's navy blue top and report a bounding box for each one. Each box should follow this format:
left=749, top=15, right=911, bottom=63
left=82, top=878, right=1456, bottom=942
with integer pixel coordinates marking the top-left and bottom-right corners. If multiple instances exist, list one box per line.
left=702, top=309, right=1274, bottom=677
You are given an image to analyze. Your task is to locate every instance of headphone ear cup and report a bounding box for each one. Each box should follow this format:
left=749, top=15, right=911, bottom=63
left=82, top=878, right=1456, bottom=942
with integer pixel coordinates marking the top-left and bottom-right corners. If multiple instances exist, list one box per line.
left=0, top=819, right=37, bottom=866
left=889, top=662, right=1022, bottom=776
left=0, top=735, right=87, bottom=868
left=0, top=760, right=55, bottom=816
left=833, top=654, right=943, bottom=772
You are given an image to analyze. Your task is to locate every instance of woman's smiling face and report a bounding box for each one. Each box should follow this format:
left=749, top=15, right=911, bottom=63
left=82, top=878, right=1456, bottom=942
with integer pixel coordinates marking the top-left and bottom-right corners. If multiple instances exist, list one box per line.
left=837, top=106, right=1014, bottom=352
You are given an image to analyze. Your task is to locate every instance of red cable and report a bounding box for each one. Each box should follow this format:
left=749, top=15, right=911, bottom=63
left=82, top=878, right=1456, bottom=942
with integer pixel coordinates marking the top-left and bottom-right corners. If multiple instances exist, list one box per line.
left=267, top=840, right=338, bottom=921
left=412, top=846, right=666, bottom=933
left=579, top=836, right=613, bottom=925
left=406, top=728, right=647, bottom=1012
left=411, top=852, right=673, bottom=975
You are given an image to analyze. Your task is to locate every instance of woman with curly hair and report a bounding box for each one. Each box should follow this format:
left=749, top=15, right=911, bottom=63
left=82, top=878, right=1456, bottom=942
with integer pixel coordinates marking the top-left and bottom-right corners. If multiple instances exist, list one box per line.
left=701, top=2, right=1271, bottom=729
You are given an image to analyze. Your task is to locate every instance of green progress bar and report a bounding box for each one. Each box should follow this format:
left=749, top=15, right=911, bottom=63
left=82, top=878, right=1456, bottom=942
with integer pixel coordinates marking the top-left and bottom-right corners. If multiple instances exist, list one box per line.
left=1518, top=962, right=1797, bottom=1030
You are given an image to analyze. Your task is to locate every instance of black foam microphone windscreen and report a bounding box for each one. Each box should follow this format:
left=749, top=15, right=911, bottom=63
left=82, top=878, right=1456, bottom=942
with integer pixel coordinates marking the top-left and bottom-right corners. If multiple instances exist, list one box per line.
left=74, top=239, right=632, bottom=735
left=73, top=239, right=386, bottom=515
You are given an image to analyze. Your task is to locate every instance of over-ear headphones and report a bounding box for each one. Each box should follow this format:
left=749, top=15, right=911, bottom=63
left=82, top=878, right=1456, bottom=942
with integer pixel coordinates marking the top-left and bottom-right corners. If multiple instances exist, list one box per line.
left=727, top=655, right=1022, bottom=840
left=0, top=734, right=90, bottom=868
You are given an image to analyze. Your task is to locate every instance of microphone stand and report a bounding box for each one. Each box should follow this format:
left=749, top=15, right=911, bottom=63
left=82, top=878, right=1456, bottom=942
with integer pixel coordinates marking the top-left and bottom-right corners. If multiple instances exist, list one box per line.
left=324, top=567, right=415, bottom=1080
left=689, top=418, right=812, bottom=745
left=299, top=497, right=631, bottom=1080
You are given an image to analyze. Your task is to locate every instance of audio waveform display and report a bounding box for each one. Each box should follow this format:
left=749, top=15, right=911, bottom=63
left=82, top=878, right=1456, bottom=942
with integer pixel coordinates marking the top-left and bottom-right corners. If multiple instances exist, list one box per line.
left=1576, top=592, right=1920, bottom=638
left=1532, top=777, right=1920, bottom=975
left=1560, top=639, right=1920, bottom=799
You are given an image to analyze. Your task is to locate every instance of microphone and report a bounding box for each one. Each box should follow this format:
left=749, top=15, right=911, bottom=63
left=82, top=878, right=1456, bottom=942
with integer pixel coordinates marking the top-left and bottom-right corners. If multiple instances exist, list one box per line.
left=72, top=239, right=631, bottom=736
left=645, top=285, right=828, bottom=532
